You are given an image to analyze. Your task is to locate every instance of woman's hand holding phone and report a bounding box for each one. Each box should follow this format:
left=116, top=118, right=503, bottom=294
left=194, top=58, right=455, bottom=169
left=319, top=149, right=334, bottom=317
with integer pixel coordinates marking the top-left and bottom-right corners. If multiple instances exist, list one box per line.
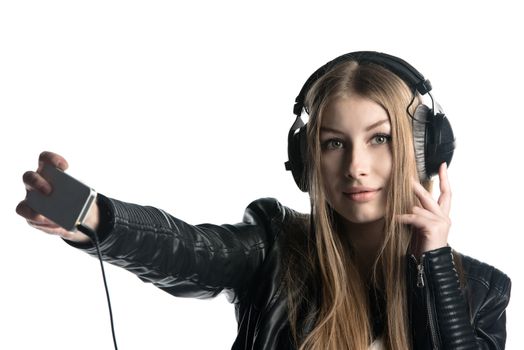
left=16, top=151, right=98, bottom=243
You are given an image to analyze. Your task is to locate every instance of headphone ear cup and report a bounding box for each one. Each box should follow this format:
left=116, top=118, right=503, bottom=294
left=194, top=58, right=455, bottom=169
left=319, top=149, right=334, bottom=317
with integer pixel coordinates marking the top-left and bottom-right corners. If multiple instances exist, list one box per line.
left=425, top=112, right=455, bottom=178
left=412, top=104, right=456, bottom=180
left=412, top=104, right=431, bottom=180
left=287, top=125, right=309, bottom=192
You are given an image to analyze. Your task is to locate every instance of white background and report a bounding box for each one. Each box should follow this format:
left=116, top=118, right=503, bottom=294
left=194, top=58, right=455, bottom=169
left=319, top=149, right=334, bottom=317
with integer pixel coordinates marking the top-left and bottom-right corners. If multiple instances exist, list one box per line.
left=1, top=1, right=522, bottom=349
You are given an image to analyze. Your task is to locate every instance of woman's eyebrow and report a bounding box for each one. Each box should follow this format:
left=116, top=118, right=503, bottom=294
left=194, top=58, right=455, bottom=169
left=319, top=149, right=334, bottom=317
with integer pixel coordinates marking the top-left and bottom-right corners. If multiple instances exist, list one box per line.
left=320, top=119, right=390, bottom=134
left=365, top=119, right=390, bottom=132
left=319, top=126, right=344, bottom=135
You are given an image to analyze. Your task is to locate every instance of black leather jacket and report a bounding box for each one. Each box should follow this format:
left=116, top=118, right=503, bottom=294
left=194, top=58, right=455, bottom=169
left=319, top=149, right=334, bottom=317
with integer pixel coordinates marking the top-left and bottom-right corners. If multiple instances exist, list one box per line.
left=71, top=195, right=511, bottom=349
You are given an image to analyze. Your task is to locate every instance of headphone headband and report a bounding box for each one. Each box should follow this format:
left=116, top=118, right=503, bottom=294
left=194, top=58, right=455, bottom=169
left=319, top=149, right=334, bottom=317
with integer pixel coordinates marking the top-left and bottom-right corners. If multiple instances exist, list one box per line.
left=293, top=51, right=432, bottom=117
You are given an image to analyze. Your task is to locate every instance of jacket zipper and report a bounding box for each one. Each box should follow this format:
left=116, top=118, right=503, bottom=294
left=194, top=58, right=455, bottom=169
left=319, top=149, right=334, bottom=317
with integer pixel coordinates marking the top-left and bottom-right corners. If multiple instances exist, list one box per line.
left=413, top=254, right=440, bottom=350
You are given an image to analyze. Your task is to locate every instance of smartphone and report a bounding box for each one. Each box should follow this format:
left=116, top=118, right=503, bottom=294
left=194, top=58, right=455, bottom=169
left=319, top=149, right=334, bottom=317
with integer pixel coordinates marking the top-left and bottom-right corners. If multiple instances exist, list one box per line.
left=26, top=163, right=97, bottom=231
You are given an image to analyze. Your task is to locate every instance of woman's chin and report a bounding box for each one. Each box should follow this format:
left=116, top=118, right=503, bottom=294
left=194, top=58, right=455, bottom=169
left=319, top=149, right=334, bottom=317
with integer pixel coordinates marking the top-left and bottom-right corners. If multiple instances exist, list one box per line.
left=338, top=211, right=385, bottom=226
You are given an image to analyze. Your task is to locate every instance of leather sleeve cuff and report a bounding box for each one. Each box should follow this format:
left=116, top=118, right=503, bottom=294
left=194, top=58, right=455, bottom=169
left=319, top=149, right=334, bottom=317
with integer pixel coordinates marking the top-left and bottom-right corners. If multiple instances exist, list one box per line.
left=424, top=247, right=478, bottom=349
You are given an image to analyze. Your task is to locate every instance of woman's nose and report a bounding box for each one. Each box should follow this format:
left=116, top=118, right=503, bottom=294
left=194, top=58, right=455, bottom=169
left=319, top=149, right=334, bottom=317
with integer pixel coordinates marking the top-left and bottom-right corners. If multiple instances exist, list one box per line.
left=345, top=146, right=369, bottom=179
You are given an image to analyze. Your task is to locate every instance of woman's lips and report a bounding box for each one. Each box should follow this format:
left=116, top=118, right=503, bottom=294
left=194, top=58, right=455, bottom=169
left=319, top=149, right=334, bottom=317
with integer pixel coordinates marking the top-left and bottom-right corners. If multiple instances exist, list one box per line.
left=343, top=189, right=379, bottom=202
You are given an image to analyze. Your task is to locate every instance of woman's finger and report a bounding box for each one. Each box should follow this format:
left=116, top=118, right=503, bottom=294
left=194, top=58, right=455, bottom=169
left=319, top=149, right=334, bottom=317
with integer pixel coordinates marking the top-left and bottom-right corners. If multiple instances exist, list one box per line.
left=412, top=205, right=436, bottom=221
left=397, top=213, right=432, bottom=228
left=437, top=162, right=452, bottom=215
left=399, top=207, right=440, bottom=230
left=17, top=201, right=66, bottom=234
left=38, top=151, right=69, bottom=172
left=22, top=171, right=52, bottom=195
left=412, top=180, right=441, bottom=214
left=16, top=201, right=48, bottom=222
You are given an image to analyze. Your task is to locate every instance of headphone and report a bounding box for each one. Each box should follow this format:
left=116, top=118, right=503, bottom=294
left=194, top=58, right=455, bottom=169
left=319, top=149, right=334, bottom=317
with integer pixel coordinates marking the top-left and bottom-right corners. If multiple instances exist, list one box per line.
left=284, top=51, right=456, bottom=192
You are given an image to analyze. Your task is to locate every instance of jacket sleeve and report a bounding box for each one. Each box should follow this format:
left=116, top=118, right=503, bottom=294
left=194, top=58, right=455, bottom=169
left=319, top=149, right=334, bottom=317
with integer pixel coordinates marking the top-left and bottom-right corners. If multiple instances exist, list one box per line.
left=464, top=253, right=511, bottom=349
left=67, top=194, right=287, bottom=303
left=423, top=247, right=511, bottom=349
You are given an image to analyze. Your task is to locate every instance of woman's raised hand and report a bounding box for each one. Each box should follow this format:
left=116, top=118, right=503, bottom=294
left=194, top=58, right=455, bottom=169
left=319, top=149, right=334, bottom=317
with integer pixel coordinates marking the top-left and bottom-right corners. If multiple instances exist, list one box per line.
left=16, top=151, right=96, bottom=243
left=399, top=163, right=452, bottom=257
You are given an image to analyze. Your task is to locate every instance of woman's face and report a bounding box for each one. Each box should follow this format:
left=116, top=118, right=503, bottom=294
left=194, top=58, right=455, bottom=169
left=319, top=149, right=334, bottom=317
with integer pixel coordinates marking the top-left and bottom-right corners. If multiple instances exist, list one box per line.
left=320, top=94, right=392, bottom=224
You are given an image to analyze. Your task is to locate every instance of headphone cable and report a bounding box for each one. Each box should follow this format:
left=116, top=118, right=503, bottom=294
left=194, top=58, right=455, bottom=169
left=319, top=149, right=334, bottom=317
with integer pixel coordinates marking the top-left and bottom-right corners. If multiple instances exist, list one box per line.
left=77, top=224, right=119, bottom=350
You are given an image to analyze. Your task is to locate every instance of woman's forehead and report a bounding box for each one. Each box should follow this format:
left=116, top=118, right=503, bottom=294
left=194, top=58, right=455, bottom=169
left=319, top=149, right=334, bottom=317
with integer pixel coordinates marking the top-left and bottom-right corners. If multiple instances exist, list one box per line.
left=321, top=95, right=390, bottom=130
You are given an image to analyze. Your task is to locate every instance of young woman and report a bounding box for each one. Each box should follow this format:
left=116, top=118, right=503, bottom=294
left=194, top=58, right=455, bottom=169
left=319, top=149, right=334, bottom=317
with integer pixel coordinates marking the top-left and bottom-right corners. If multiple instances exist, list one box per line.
left=17, top=52, right=510, bottom=349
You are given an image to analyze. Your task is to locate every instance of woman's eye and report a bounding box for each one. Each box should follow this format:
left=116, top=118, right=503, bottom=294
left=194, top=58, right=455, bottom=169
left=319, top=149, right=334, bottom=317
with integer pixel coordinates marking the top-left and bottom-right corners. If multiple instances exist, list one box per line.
left=322, top=139, right=344, bottom=150
left=371, top=134, right=391, bottom=145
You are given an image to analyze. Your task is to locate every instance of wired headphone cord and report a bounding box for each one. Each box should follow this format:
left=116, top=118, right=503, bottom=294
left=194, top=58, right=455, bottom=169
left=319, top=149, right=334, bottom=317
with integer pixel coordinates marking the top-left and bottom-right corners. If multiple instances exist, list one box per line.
left=77, top=224, right=119, bottom=350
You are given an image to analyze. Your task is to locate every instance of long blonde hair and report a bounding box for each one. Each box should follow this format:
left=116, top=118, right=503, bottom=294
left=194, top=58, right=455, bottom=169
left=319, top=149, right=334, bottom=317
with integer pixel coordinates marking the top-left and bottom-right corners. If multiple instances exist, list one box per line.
left=285, top=60, right=431, bottom=349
